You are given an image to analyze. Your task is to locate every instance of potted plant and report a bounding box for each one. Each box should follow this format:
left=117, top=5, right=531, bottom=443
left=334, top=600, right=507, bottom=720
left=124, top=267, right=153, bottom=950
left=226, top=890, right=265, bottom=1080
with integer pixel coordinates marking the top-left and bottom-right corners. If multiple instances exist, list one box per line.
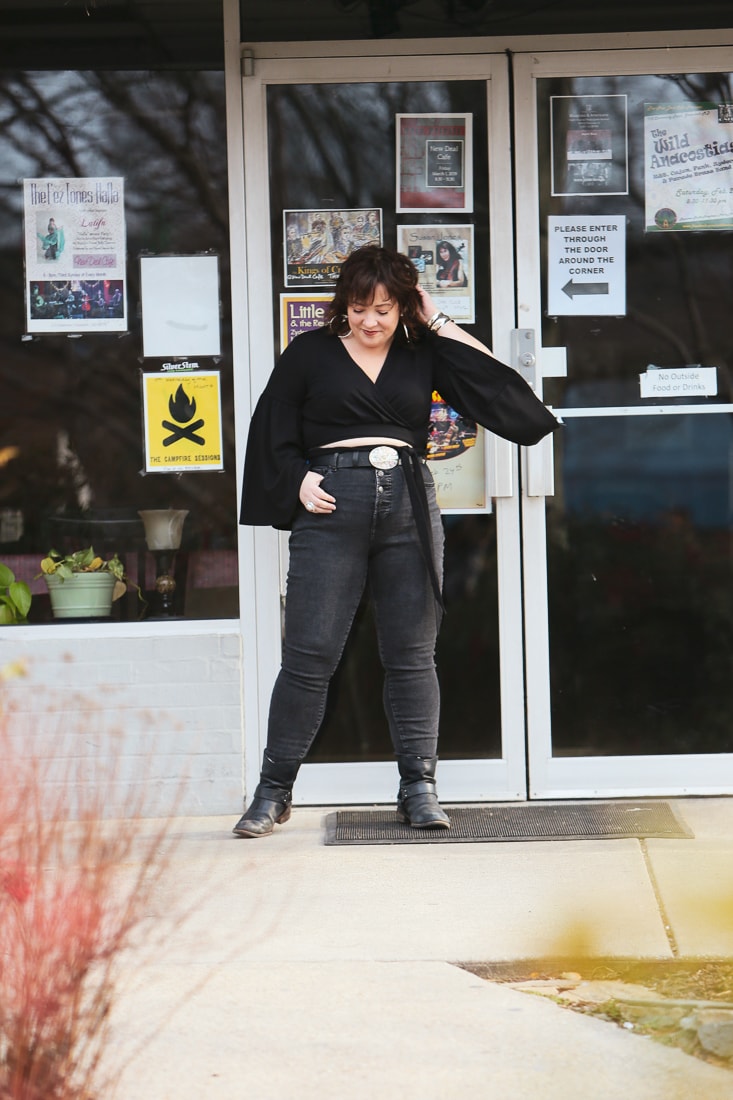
left=38, top=546, right=138, bottom=619
left=0, top=562, right=32, bottom=624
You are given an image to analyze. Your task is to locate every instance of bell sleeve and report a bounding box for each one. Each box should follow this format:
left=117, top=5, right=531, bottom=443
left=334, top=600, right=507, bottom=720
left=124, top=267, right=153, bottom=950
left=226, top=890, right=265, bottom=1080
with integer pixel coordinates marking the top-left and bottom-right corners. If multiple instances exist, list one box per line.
left=430, top=333, right=560, bottom=446
left=239, top=351, right=310, bottom=529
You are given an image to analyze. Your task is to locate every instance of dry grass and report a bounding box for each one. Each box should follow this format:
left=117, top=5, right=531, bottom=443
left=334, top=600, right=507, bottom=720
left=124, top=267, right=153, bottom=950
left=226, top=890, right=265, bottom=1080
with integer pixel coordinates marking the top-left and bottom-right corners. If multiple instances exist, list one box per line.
left=0, top=660, right=182, bottom=1099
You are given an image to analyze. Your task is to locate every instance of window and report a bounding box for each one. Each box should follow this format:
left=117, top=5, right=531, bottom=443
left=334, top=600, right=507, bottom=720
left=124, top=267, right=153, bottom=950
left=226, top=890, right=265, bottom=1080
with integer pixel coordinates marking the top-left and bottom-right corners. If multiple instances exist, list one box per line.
left=0, top=70, right=238, bottom=622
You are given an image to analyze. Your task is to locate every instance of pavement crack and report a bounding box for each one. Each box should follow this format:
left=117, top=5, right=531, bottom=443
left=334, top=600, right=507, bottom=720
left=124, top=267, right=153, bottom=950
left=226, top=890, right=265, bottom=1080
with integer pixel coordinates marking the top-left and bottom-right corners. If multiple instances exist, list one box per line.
left=639, top=837, right=679, bottom=957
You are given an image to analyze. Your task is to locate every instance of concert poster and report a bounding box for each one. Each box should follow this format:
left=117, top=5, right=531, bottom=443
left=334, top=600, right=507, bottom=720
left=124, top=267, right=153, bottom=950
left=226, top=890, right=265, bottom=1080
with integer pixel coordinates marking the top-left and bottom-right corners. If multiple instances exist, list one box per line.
left=23, top=176, right=127, bottom=334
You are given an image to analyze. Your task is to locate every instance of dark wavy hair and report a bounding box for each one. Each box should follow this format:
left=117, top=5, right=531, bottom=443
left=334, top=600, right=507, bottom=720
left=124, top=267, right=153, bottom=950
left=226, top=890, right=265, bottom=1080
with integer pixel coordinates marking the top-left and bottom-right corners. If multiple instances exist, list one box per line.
left=326, top=245, right=423, bottom=343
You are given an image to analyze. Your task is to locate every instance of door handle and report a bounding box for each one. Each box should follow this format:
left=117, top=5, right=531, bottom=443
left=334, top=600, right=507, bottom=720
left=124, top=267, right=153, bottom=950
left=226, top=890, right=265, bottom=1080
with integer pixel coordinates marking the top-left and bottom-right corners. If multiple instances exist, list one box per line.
left=524, top=430, right=555, bottom=497
left=510, top=330, right=560, bottom=498
left=489, top=435, right=514, bottom=498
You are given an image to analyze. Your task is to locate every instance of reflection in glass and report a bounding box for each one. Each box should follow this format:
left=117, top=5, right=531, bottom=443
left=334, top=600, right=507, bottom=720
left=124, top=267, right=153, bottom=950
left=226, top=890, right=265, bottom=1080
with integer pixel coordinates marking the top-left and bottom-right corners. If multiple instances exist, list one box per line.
left=548, top=416, right=733, bottom=756
left=0, top=71, right=239, bottom=622
left=537, top=72, right=733, bottom=758
left=267, top=80, right=501, bottom=764
left=308, top=514, right=502, bottom=762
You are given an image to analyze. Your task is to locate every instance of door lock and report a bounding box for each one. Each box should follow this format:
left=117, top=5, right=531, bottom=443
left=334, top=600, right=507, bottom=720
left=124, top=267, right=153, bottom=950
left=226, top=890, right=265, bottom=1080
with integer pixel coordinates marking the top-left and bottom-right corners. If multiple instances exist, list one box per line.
left=511, top=329, right=537, bottom=387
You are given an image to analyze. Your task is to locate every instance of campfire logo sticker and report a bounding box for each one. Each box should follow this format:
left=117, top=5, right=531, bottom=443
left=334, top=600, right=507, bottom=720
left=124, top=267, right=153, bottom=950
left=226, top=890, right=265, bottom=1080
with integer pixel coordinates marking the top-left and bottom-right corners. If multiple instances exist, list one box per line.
left=142, top=370, right=224, bottom=472
left=163, top=384, right=204, bottom=447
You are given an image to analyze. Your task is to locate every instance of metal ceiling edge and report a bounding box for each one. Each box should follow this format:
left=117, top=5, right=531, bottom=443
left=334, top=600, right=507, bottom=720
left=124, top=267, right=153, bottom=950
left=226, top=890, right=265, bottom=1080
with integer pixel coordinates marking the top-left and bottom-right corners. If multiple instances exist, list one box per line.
left=240, top=26, right=733, bottom=60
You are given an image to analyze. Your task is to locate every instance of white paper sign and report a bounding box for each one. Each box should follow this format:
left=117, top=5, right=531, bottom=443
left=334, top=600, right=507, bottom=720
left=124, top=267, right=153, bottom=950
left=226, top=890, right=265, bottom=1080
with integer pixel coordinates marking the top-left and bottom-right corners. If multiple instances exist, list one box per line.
left=547, top=215, right=626, bottom=316
left=640, top=366, right=718, bottom=399
left=140, top=254, right=221, bottom=358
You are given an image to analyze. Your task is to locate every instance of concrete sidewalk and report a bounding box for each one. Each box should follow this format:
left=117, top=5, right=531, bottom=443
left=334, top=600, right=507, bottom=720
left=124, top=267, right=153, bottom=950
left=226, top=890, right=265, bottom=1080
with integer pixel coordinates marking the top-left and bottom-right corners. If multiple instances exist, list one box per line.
left=108, top=797, right=733, bottom=1098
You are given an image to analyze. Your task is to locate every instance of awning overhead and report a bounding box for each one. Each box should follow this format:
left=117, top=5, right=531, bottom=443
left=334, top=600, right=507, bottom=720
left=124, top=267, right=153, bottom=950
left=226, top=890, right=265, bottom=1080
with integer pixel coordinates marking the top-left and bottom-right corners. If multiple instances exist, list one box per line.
left=0, top=0, right=731, bottom=69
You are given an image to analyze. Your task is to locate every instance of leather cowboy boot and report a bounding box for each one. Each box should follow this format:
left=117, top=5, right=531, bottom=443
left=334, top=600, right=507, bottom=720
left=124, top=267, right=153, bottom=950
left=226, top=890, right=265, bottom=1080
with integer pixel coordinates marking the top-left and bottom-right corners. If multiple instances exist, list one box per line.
left=232, top=753, right=301, bottom=838
left=395, top=754, right=450, bottom=829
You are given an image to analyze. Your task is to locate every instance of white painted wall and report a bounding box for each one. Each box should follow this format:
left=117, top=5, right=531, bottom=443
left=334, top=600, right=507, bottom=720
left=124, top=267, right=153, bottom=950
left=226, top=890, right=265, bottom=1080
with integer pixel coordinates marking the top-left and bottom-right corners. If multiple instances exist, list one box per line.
left=0, top=627, right=244, bottom=818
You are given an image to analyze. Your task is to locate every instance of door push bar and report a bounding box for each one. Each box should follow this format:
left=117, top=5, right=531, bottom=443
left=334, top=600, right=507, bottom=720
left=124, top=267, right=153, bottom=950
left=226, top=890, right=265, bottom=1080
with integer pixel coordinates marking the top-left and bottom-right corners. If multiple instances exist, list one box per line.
left=510, top=329, right=563, bottom=498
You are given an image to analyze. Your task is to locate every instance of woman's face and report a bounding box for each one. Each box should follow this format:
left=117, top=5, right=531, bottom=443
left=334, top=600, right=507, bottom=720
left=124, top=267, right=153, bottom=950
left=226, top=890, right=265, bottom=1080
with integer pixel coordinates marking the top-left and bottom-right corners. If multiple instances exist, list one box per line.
left=439, top=245, right=450, bottom=260
left=346, top=283, right=399, bottom=354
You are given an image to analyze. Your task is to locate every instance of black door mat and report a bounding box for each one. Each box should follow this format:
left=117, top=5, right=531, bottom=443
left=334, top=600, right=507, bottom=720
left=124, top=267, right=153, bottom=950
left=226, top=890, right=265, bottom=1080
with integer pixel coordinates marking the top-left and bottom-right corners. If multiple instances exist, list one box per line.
left=324, top=801, right=693, bottom=845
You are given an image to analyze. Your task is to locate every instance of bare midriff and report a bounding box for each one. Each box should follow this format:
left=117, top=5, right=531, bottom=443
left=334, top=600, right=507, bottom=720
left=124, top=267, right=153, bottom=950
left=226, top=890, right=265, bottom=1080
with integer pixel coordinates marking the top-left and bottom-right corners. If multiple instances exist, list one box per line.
left=321, top=437, right=407, bottom=449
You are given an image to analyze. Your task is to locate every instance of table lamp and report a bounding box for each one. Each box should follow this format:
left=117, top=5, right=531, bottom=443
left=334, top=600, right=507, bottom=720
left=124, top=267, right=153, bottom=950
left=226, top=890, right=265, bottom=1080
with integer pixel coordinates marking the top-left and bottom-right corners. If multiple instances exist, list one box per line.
left=138, top=509, right=188, bottom=616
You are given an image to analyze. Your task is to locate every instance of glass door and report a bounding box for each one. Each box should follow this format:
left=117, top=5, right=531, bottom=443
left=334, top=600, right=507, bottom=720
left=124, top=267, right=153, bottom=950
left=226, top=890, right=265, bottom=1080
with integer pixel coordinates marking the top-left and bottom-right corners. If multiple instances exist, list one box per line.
left=241, top=49, right=530, bottom=803
left=514, top=47, right=733, bottom=796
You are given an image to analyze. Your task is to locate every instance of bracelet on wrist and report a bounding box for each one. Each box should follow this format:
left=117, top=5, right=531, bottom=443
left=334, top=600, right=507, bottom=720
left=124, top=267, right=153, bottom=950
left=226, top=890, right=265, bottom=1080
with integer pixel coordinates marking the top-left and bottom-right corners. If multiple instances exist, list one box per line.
left=426, top=310, right=442, bottom=329
left=428, top=311, right=453, bottom=332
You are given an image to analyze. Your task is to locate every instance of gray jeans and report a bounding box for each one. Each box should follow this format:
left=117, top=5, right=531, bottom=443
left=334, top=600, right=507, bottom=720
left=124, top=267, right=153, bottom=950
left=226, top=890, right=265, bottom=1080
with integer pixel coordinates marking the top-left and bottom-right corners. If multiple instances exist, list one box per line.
left=264, top=458, right=445, bottom=762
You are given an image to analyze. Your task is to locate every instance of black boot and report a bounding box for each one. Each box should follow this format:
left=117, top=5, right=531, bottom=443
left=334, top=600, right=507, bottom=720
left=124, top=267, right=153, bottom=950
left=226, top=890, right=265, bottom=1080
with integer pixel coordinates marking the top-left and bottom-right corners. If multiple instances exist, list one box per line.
left=232, top=753, right=300, bottom=838
left=396, top=754, right=450, bottom=829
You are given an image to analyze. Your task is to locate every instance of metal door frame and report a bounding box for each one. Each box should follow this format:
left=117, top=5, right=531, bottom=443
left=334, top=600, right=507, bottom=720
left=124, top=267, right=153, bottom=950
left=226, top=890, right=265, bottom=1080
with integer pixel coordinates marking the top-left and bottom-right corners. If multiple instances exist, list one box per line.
left=513, top=44, right=733, bottom=797
left=233, top=34, right=733, bottom=804
left=238, top=45, right=530, bottom=803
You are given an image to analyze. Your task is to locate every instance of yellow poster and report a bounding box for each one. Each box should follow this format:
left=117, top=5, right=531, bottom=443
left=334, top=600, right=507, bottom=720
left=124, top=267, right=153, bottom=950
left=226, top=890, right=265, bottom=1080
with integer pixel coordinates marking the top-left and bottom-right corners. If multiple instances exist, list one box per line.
left=142, top=371, right=224, bottom=472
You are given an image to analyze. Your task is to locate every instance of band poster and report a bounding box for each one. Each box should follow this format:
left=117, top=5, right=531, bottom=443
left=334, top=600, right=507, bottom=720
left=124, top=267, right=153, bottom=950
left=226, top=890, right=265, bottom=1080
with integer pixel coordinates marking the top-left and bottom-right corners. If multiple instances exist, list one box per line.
left=396, top=114, right=473, bottom=212
left=427, top=393, right=488, bottom=512
left=142, top=371, right=224, bottom=472
left=550, top=95, right=629, bottom=197
left=280, top=294, right=332, bottom=350
left=284, top=208, right=383, bottom=287
left=644, top=102, right=733, bottom=231
left=396, top=224, right=475, bottom=323
left=23, top=176, right=127, bottom=334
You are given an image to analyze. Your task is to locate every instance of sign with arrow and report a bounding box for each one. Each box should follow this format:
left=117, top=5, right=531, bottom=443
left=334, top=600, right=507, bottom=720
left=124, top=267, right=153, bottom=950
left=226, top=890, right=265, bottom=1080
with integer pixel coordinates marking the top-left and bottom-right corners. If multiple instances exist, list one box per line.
left=142, top=370, right=224, bottom=472
left=547, top=215, right=626, bottom=316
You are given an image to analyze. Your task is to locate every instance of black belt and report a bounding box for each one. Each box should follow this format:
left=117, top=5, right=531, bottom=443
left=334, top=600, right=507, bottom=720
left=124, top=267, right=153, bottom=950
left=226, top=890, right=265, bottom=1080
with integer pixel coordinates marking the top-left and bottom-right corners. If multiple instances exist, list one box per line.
left=308, top=445, right=444, bottom=613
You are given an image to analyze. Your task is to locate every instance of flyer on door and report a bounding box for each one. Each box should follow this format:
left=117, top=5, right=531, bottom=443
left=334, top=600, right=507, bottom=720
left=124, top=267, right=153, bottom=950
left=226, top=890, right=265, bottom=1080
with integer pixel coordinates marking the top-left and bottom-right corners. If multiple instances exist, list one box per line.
left=23, top=176, right=127, bottom=334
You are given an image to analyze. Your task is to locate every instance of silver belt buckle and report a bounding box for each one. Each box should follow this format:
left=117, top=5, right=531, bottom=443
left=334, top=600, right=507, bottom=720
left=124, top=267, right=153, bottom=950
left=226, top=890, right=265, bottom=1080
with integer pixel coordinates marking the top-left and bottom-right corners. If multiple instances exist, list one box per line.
left=369, top=445, right=399, bottom=470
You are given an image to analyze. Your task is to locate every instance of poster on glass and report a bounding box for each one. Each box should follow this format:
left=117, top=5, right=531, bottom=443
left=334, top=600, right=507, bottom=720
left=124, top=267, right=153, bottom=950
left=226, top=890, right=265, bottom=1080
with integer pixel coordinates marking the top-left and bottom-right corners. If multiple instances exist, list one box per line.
left=644, top=102, right=733, bottom=231
left=142, top=371, right=224, bottom=473
left=23, top=176, right=127, bottom=334
left=550, top=95, right=629, bottom=197
left=280, top=293, right=332, bottom=351
left=284, top=208, right=383, bottom=287
left=396, top=114, right=473, bottom=213
left=140, top=255, right=221, bottom=359
left=427, top=392, right=488, bottom=512
left=396, top=224, right=474, bottom=323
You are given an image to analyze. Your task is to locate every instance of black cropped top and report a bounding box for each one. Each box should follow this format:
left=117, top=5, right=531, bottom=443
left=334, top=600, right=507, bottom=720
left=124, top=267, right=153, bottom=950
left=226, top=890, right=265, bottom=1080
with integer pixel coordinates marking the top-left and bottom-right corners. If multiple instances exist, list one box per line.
left=240, top=326, right=559, bottom=528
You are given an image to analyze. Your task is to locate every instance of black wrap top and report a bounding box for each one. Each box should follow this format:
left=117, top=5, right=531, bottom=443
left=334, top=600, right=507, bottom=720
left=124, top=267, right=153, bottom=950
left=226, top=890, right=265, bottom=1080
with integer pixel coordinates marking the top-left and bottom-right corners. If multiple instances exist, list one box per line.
left=240, top=326, right=559, bottom=529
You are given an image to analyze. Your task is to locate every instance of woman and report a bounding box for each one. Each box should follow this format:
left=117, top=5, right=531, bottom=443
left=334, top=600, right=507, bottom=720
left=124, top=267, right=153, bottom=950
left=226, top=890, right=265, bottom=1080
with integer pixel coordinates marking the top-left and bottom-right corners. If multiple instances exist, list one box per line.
left=234, top=245, right=558, bottom=838
left=38, top=217, right=63, bottom=261
left=435, top=240, right=467, bottom=288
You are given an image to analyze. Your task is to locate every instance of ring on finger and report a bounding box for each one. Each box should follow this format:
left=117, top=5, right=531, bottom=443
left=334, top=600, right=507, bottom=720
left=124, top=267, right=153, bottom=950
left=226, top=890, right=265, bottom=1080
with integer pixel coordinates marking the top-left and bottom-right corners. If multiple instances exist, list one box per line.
left=306, top=501, right=316, bottom=512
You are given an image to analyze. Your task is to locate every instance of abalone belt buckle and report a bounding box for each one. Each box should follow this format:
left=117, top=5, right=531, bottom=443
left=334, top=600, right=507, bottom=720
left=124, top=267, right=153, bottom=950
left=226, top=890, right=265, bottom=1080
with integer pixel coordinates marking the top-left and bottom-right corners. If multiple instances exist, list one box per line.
left=369, top=445, right=399, bottom=470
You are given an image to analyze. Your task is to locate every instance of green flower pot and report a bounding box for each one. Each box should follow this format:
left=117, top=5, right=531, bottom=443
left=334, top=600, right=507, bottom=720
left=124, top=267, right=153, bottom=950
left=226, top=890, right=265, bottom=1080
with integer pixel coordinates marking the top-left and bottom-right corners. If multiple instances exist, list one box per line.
left=45, top=572, right=116, bottom=619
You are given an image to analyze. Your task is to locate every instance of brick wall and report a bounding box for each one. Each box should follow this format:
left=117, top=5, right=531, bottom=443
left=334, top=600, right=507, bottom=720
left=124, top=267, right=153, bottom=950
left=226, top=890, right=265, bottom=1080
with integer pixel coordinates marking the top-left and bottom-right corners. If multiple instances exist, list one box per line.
left=0, top=630, right=244, bottom=818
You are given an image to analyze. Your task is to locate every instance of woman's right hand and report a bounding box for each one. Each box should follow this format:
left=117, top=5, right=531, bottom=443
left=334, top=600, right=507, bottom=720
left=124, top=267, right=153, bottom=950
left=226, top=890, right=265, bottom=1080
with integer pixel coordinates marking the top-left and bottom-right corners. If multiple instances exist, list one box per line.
left=417, top=285, right=439, bottom=324
left=299, top=469, right=337, bottom=514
